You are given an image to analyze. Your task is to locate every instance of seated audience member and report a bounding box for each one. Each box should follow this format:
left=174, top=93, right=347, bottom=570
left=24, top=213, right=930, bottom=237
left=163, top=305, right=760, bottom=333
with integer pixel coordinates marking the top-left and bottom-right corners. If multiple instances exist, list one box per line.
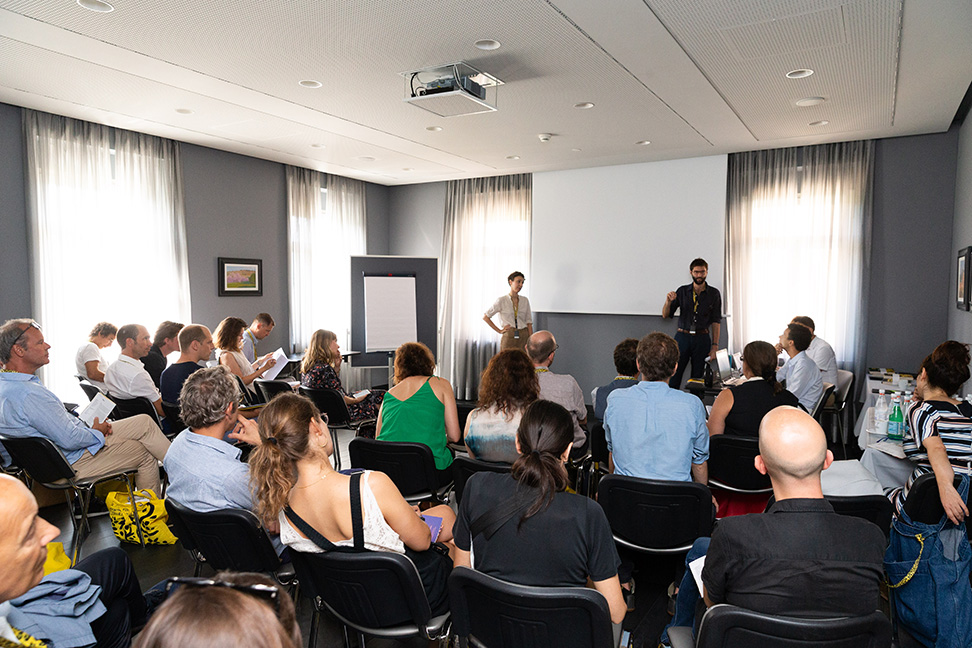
left=891, top=341, right=972, bottom=523
left=214, top=317, right=276, bottom=398
left=592, top=338, right=640, bottom=420
left=0, top=474, right=157, bottom=648
left=463, top=349, right=539, bottom=464
left=240, top=312, right=275, bottom=365
left=141, top=321, right=183, bottom=389
left=377, top=342, right=460, bottom=482
left=104, top=323, right=165, bottom=419
left=659, top=406, right=886, bottom=646
left=134, top=572, right=299, bottom=648
left=604, top=332, right=709, bottom=483
left=776, top=322, right=824, bottom=413
left=526, top=331, right=588, bottom=450
left=249, top=393, right=455, bottom=616
left=160, top=324, right=215, bottom=404
left=300, top=329, right=384, bottom=420
left=707, top=340, right=799, bottom=437
left=454, top=400, right=626, bottom=624
left=790, top=315, right=838, bottom=387
left=0, top=319, right=170, bottom=493
left=75, top=321, right=116, bottom=391
left=164, top=366, right=284, bottom=554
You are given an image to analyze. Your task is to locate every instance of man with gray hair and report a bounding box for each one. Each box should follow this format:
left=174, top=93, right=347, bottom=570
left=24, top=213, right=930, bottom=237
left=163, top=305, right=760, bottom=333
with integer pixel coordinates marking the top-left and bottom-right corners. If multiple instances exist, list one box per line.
left=0, top=319, right=170, bottom=493
left=526, top=330, right=588, bottom=450
left=163, top=366, right=283, bottom=553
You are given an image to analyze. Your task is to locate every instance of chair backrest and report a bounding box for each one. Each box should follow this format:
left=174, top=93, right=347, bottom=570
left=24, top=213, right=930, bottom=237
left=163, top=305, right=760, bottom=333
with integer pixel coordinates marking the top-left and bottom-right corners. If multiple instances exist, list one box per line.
left=253, top=379, right=293, bottom=404
left=0, top=433, right=76, bottom=484
left=811, top=383, right=836, bottom=422
left=708, top=436, right=772, bottom=493
left=766, top=494, right=893, bottom=540
left=456, top=401, right=476, bottom=438
left=589, top=421, right=609, bottom=465
left=108, top=395, right=163, bottom=430
left=77, top=380, right=103, bottom=403
left=695, top=604, right=891, bottom=648
left=449, top=567, right=615, bottom=648
left=160, top=401, right=184, bottom=435
left=290, top=549, right=433, bottom=631
left=166, top=500, right=281, bottom=572
left=348, top=438, right=441, bottom=498
left=451, top=456, right=511, bottom=504
left=834, top=370, right=854, bottom=405
left=164, top=497, right=198, bottom=552
left=230, top=374, right=258, bottom=406
left=299, top=386, right=353, bottom=427
left=598, top=474, right=713, bottom=552
left=903, top=472, right=967, bottom=524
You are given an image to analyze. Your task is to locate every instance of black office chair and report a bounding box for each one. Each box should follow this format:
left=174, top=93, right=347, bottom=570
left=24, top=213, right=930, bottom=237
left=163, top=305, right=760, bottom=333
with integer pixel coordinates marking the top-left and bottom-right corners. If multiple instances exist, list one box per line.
left=253, top=378, right=293, bottom=404
left=160, top=401, right=184, bottom=437
left=766, top=493, right=893, bottom=540
left=903, top=472, right=971, bottom=542
left=107, top=394, right=164, bottom=431
left=449, top=567, right=615, bottom=648
left=451, top=455, right=511, bottom=504
left=598, top=475, right=714, bottom=553
left=165, top=500, right=295, bottom=588
left=291, top=548, right=450, bottom=648
left=707, top=436, right=772, bottom=494
left=300, top=385, right=376, bottom=469
left=823, top=370, right=855, bottom=445
left=667, top=604, right=891, bottom=648
left=0, top=433, right=143, bottom=564
left=810, top=383, right=836, bottom=423
left=77, top=379, right=104, bottom=403
left=349, top=438, right=451, bottom=503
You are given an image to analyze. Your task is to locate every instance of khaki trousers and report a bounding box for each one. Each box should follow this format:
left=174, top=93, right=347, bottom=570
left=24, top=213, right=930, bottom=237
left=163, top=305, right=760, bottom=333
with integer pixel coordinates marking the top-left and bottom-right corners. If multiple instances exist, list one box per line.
left=71, top=414, right=170, bottom=494
left=500, top=329, right=529, bottom=352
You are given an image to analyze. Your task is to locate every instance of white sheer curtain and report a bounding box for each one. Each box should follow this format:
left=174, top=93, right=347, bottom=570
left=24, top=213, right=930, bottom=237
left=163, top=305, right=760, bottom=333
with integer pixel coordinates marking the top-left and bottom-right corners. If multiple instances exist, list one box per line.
left=439, top=174, right=532, bottom=400
left=23, top=109, right=191, bottom=402
left=726, top=141, right=873, bottom=377
left=286, top=167, right=367, bottom=384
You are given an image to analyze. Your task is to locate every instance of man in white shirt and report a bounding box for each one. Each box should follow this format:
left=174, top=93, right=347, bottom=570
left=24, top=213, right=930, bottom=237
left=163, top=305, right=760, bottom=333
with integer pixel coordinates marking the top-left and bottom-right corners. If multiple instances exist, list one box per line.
left=790, top=315, right=838, bottom=386
left=777, top=323, right=824, bottom=413
left=526, top=330, right=588, bottom=451
left=105, top=323, right=164, bottom=419
left=240, top=312, right=274, bottom=364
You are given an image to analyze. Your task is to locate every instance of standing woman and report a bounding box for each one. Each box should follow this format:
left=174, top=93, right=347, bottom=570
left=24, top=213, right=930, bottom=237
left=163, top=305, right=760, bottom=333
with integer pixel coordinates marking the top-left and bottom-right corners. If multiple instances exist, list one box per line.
left=483, top=271, right=533, bottom=352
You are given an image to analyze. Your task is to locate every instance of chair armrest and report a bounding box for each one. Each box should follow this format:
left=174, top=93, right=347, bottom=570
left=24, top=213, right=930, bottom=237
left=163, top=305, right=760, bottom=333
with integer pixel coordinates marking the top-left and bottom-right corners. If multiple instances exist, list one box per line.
left=667, top=625, right=694, bottom=648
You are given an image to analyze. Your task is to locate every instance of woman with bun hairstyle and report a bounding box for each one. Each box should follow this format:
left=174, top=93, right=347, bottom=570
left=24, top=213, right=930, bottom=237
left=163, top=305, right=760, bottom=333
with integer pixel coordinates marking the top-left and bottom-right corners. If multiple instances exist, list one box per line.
left=248, top=393, right=455, bottom=615
left=892, top=341, right=972, bottom=524
left=453, top=399, right=627, bottom=624
left=707, top=340, right=800, bottom=437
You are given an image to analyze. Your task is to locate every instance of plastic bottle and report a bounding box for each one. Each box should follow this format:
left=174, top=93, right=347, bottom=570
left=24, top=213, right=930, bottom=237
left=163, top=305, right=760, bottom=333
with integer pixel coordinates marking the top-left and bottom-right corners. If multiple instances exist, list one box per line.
left=887, top=394, right=904, bottom=441
left=902, top=391, right=914, bottom=436
left=874, top=389, right=889, bottom=437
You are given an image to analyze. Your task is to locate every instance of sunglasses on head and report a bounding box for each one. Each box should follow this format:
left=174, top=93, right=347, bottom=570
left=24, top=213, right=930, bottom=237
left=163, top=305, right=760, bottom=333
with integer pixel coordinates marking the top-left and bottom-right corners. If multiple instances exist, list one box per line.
left=164, top=576, right=281, bottom=613
left=10, top=321, right=41, bottom=348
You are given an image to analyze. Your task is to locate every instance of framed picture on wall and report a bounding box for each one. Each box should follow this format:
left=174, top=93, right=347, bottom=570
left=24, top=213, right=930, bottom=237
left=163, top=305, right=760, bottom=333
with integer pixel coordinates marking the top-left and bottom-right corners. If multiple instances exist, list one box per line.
left=218, top=257, right=263, bottom=296
left=958, top=248, right=971, bottom=311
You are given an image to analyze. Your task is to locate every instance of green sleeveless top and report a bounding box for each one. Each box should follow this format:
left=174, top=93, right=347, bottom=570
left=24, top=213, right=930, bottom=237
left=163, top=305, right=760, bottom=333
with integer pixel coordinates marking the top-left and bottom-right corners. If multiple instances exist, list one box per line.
left=379, top=378, right=452, bottom=469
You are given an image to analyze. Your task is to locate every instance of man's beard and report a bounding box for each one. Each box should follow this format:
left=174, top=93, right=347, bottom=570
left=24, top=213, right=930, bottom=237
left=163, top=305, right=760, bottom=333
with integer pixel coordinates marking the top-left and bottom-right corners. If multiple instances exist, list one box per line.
left=693, top=277, right=706, bottom=285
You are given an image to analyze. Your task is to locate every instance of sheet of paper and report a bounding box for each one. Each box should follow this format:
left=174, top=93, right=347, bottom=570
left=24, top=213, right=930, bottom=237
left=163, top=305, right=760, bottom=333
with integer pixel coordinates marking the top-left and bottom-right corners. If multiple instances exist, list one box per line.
left=353, top=389, right=371, bottom=398
left=868, top=439, right=907, bottom=459
left=259, top=348, right=289, bottom=381
left=79, top=392, right=115, bottom=427
left=689, top=554, right=706, bottom=594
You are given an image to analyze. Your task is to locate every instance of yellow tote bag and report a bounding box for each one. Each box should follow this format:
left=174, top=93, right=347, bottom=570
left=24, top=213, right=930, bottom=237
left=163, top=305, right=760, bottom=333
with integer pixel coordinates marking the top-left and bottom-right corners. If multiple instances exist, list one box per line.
left=43, top=542, right=71, bottom=575
left=105, top=489, right=178, bottom=545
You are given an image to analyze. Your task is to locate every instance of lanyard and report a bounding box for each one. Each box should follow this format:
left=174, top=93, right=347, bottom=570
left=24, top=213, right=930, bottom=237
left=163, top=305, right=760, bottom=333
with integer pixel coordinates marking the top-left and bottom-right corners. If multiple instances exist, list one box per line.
left=535, top=367, right=549, bottom=373
left=511, top=295, right=519, bottom=329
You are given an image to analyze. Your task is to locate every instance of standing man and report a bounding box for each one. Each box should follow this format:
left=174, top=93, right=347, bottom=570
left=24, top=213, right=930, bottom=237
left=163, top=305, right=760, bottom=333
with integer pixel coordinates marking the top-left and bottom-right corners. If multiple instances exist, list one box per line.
left=662, top=258, right=722, bottom=389
left=240, top=313, right=275, bottom=364
left=105, top=324, right=165, bottom=419
left=141, top=321, right=183, bottom=389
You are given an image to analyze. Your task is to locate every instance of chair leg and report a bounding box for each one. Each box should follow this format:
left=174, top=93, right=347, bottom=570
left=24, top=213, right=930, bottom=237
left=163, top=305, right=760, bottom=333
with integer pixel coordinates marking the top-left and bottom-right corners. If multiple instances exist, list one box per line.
left=330, top=427, right=342, bottom=471
left=126, top=475, right=146, bottom=547
left=71, top=488, right=93, bottom=566
left=308, top=609, right=320, bottom=648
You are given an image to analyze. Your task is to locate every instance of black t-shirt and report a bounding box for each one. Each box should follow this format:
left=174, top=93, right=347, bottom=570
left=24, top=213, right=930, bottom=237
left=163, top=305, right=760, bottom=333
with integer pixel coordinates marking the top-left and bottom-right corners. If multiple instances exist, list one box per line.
left=702, top=498, right=886, bottom=618
left=724, top=380, right=800, bottom=437
left=160, top=361, right=203, bottom=403
left=140, top=345, right=167, bottom=388
left=454, top=472, right=620, bottom=587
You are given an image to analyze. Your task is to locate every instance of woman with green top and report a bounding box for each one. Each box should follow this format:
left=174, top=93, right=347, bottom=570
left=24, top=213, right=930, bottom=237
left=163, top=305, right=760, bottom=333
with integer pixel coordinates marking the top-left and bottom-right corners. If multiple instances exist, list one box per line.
left=377, top=342, right=460, bottom=486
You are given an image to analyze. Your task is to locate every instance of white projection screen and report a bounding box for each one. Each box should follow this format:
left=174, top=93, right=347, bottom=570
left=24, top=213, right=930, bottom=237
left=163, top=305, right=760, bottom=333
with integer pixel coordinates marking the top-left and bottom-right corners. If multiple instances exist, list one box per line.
left=363, top=275, right=418, bottom=352
left=531, top=155, right=727, bottom=315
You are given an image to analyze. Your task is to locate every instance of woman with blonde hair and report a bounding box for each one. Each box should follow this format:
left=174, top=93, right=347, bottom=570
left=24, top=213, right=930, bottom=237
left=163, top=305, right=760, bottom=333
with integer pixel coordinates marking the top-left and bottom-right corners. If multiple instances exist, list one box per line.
left=214, top=316, right=276, bottom=397
left=300, top=329, right=383, bottom=421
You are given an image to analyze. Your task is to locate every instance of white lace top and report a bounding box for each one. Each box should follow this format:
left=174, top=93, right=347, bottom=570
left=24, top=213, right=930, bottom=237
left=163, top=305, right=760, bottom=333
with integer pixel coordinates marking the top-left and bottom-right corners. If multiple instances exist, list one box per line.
left=278, top=471, right=406, bottom=554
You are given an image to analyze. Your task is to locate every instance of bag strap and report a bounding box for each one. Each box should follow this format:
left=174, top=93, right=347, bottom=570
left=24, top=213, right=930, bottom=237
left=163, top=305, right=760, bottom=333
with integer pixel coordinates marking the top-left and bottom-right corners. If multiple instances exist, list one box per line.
left=469, top=487, right=534, bottom=540
left=887, top=533, right=925, bottom=589
left=283, top=473, right=366, bottom=553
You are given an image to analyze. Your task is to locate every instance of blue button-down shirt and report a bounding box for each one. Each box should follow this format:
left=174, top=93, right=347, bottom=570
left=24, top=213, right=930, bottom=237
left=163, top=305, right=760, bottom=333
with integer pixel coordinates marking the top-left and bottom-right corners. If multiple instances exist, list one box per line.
left=0, top=372, right=105, bottom=465
left=604, top=381, right=709, bottom=482
left=776, top=351, right=824, bottom=413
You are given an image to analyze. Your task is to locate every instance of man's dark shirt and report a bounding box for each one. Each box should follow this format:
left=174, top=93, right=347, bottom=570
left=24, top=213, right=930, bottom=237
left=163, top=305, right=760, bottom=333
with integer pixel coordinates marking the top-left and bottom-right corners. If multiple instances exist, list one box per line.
left=702, top=498, right=885, bottom=618
left=160, top=361, right=203, bottom=404
left=593, top=377, right=639, bottom=420
left=140, top=344, right=167, bottom=388
left=669, top=283, right=722, bottom=332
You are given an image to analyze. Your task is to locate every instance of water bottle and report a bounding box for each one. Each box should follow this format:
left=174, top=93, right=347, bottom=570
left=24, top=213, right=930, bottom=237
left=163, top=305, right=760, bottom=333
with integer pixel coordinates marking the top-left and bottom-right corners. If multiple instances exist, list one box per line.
left=887, top=395, right=904, bottom=441
left=903, top=391, right=914, bottom=435
left=874, top=389, right=889, bottom=436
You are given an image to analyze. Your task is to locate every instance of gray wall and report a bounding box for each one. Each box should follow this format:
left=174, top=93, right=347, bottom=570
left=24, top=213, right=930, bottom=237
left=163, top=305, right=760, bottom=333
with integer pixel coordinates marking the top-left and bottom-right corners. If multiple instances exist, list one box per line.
left=0, top=103, right=31, bottom=320
left=388, top=182, right=446, bottom=256
left=948, top=117, right=972, bottom=389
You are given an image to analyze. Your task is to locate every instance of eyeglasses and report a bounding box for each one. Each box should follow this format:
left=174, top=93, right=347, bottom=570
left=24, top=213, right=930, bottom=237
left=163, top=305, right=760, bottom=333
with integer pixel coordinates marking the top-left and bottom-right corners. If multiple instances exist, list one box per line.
left=164, top=577, right=281, bottom=613
left=10, top=321, right=41, bottom=348
left=321, top=413, right=329, bottom=425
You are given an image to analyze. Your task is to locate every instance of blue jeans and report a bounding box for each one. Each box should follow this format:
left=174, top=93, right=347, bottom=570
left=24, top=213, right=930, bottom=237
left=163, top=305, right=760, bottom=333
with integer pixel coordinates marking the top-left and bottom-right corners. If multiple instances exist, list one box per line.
left=659, top=537, right=710, bottom=645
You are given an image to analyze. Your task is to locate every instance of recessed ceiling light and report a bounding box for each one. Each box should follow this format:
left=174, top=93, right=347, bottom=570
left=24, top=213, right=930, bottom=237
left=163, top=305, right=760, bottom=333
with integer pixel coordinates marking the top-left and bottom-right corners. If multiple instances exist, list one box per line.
left=174, top=108, right=194, bottom=115
left=426, top=126, right=443, bottom=132
left=506, top=155, right=520, bottom=160
left=809, top=120, right=829, bottom=126
left=77, top=0, right=113, bottom=12
left=574, top=102, right=595, bottom=110
left=310, top=143, right=325, bottom=148
left=571, top=148, right=582, bottom=152
left=298, top=80, right=322, bottom=88
left=357, top=156, right=376, bottom=162
left=786, top=68, right=814, bottom=79
left=635, top=140, right=651, bottom=146
left=474, top=39, right=501, bottom=51
left=795, top=96, right=826, bottom=107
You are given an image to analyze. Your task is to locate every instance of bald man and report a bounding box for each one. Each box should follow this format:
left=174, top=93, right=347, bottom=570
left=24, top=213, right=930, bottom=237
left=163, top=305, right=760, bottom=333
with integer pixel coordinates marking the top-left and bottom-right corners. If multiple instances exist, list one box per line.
left=527, top=331, right=587, bottom=450
left=659, top=407, right=886, bottom=647
left=0, top=475, right=152, bottom=647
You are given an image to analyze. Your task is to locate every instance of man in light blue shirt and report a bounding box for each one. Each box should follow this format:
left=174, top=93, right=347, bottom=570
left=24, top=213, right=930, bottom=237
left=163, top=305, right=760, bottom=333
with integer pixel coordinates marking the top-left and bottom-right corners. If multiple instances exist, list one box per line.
left=240, top=312, right=275, bottom=364
left=604, top=332, right=709, bottom=484
left=164, top=365, right=284, bottom=555
left=776, top=323, right=824, bottom=413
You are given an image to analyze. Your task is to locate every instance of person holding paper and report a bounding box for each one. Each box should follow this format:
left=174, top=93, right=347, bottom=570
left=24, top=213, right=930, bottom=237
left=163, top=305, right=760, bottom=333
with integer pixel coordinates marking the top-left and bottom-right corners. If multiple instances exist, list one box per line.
left=483, top=271, right=533, bottom=352
left=213, top=317, right=276, bottom=398
left=300, top=329, right=384, bottom=422
left=240, top=312, right=275, bottom=364
left=248, top=393, right=455, bottom=615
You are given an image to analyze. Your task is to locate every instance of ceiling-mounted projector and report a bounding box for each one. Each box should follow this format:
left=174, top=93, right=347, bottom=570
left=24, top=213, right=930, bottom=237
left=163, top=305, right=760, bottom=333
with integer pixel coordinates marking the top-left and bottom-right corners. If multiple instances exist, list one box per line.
left=402, top=62, right=503, bottom=117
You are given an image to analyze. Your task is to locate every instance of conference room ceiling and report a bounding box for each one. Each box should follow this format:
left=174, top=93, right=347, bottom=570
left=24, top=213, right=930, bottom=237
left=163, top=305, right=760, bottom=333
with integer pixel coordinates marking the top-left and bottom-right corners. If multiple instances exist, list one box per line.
left=1, top=0, right=970, bottom=186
